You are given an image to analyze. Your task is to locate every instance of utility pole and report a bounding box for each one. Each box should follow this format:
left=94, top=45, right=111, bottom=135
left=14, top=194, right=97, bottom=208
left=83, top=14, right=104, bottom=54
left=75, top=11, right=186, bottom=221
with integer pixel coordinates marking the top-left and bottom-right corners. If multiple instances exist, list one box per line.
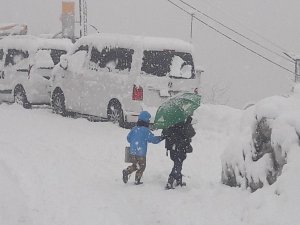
left=79, top=0, right=82, bottom=38
left=283, top=52, right=300, bottom=83
left=295, top=59, right=300, bottom=83
left=190, top=13, right=194, bottom=43
left=83, top=0, right=88, bottom=36
left=79, top=0, right=88, bottom=37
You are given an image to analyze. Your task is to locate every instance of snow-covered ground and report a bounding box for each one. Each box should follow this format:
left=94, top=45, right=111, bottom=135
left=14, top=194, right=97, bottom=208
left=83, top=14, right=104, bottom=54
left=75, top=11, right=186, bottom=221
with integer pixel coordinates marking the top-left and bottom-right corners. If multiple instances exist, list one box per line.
left=0, top=102, right=299, bottom=225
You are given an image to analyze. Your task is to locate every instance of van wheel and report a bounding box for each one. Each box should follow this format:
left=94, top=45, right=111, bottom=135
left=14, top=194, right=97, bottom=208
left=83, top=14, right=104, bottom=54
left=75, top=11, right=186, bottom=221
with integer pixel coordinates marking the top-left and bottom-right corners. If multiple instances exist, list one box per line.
left=52, top=91, right=67, bottom=116
left=107, top=100, right=125, bottom=128
left=14, top=86, right=31, bottom=109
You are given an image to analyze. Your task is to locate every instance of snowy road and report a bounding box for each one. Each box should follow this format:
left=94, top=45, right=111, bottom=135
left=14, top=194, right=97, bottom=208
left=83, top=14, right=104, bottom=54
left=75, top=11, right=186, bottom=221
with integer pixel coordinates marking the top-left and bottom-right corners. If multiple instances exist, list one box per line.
left=0, top=103, right=298, bottom=225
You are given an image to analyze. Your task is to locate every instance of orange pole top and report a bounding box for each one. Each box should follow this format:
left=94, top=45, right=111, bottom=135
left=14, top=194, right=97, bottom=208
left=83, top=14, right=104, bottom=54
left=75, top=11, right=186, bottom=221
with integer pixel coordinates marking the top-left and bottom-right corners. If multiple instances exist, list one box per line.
left=62, top=1, right=75, bottom=15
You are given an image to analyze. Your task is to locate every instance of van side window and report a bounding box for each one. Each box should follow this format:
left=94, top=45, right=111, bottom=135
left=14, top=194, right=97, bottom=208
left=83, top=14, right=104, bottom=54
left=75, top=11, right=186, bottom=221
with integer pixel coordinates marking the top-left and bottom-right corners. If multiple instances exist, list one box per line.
left=5, top=49, right=29, bottom=66
left=89, top=47, right=133, bottom=72
left=0, top=49, right=4, bottom=61
left=116, top=48, right=134, bottom=71
left=90, top=47, right=104, bottom=68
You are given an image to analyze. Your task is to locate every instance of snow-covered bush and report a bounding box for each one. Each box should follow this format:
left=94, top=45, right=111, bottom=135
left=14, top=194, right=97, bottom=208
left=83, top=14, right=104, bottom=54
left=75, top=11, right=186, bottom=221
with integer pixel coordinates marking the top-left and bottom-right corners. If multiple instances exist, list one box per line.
left=221, top=84, right=300, bottom=192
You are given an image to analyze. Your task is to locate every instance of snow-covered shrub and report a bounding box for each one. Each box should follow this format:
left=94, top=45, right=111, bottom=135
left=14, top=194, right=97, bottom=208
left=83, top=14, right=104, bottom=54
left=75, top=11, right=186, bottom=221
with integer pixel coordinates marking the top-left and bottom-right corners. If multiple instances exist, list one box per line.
left=221, top=85, right=300, bottom=192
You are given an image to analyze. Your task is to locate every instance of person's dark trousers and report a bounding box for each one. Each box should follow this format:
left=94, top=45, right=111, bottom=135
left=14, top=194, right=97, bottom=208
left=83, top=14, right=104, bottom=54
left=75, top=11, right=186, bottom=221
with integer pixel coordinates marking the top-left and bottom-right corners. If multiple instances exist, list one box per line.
left=168, top=151, right=186, bottom=185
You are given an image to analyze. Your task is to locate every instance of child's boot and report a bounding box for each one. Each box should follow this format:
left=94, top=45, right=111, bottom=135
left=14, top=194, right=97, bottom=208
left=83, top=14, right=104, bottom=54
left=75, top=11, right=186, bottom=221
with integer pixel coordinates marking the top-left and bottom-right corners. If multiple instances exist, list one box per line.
left=134, top=178, right=143, bottom=185
left=122, top=170, right=129, bottom=183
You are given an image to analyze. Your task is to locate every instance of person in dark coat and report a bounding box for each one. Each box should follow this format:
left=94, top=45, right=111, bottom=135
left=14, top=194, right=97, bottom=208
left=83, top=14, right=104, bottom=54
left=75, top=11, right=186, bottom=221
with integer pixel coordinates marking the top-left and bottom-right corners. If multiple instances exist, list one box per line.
left=122, top=111, right=162, bottom=185
left=162, top=116, right=196, bottom=189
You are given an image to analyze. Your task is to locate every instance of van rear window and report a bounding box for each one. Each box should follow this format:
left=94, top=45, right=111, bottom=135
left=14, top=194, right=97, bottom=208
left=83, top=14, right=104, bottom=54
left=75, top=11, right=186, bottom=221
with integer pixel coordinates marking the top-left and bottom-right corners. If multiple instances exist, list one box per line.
left=141, top=50, right=195, bottom=79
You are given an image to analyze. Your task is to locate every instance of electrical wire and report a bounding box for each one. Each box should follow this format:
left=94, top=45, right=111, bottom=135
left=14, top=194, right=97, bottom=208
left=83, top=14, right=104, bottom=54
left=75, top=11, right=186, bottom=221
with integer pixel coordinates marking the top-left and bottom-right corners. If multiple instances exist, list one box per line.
left=166, top=0, right=295, bottom=75
left=196, top=0, right=291, bottom=54
left=178, top=0, right=294, bottom=64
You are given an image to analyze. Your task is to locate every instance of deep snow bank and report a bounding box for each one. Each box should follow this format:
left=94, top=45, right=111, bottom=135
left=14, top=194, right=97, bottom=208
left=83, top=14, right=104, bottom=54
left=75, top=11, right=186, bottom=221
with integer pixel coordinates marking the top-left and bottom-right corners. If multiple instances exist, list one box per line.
left=222, top=84, right=300, bottom=192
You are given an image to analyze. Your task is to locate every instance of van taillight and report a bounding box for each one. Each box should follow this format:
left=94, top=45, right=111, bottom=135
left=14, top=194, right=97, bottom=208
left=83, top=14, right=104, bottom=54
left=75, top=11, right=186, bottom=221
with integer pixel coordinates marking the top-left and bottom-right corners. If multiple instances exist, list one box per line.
left=194, top=88, right=198, bottom=94
left=132, top=85, right=143, bottom=101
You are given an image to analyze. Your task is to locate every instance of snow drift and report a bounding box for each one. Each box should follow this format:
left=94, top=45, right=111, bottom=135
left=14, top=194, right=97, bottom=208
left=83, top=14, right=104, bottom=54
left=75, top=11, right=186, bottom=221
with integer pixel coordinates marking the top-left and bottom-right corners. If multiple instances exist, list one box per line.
left=222, top=84, right=300, bottom=192
left=1, top=90, right=300, bottom=224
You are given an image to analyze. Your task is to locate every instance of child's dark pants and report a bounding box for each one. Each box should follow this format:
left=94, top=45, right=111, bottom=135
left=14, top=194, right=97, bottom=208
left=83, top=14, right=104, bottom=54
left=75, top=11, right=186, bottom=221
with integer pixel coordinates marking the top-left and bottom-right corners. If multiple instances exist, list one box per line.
left=125, top=155, right=146, bottom=181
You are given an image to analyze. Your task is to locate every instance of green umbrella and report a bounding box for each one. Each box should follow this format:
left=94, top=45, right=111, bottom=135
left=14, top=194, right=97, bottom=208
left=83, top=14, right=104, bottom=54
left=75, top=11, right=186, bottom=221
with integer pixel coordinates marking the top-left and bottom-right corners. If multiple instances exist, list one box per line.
left=154, top=93, right=201, bottom=129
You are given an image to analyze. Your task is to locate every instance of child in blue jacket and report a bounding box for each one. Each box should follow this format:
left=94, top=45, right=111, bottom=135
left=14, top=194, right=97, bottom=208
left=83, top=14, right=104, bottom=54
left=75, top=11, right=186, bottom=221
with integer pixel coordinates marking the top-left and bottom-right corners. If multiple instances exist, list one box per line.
left=122, top=111, right=162, bottom=185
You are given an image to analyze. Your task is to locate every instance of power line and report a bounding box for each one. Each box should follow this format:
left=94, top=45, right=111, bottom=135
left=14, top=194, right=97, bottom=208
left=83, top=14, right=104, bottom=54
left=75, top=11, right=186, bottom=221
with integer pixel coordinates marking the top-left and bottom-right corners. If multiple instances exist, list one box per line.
left=166, top=0, right=295, bottom=75
left=178, top=0, right=294, bottom=64
left=197, top=0, right=290, bottom=54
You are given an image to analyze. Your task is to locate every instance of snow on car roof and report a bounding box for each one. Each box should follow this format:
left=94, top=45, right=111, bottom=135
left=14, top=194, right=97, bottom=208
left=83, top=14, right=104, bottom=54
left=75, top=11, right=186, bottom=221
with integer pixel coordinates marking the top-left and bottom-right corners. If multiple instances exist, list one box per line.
left=141, top=36, right=193, bottom=52
left=0, top=23, right=16, bottom=27
left=0, top=35, right=72, bottom=53
left=0, top=35, right=38, bottom=52
left=39, top=38, right=73, bottom=51
left=0, top=23, right=27, bottom=36
left=74, top=33, right=193, bottom=53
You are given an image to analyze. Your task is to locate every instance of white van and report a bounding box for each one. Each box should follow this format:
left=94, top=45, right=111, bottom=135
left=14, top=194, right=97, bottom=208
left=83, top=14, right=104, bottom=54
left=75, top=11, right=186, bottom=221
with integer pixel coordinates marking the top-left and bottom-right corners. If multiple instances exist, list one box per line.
left=50, top=34, right=201, bottom=127
left=0, top=35, right=72, bottom=108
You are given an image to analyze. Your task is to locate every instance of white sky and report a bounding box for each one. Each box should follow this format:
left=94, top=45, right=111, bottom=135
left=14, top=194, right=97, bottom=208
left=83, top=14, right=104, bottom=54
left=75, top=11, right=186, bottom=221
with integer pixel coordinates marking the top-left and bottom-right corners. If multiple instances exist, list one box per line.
left=1, top=0, right=299, bottom=108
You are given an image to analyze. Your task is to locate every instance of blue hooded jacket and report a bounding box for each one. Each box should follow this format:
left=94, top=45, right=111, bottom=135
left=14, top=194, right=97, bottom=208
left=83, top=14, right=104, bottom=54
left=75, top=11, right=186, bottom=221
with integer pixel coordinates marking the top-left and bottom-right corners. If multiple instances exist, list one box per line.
left=127, top=111, right=161, bottom=157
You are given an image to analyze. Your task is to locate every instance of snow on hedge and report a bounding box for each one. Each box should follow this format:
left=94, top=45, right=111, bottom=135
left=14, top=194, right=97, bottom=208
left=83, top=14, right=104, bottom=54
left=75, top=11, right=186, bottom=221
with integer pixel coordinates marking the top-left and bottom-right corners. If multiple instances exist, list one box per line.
left=221, top=84, right=300, bottom=192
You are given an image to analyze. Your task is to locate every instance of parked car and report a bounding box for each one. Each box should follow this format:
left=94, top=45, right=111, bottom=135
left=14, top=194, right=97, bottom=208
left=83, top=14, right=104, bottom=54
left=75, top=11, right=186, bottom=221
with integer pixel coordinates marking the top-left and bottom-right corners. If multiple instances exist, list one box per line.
left=0, top=35, right=72, bottom=108
left=50, top=34, right=201, bottom=127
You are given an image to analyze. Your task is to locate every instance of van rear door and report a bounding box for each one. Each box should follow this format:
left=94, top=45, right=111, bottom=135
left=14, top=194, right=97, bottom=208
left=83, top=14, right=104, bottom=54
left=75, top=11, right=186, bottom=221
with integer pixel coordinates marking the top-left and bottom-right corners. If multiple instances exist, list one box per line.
left=138, top=50, right=199, bottom=107
left=0, top=49, right=29, bottom=101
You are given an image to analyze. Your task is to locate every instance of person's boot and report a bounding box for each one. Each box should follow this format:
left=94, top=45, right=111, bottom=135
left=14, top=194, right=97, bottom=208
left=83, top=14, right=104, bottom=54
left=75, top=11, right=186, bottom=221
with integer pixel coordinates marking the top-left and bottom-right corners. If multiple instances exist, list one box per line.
left=165, top=182, right=174, bottom=190
left=165, top=176, right=175, bottom=190
left=175, top=177, right=186, bottom=187
left=122, top=170, right=129, bottom=184
left=175, top=180, right=186, bottom=187
left=134, top=178, right=143, bottom=185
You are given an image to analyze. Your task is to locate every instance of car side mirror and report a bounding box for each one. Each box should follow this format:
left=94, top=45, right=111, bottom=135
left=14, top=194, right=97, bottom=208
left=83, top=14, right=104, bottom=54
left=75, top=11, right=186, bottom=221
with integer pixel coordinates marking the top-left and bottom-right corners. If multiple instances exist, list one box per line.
left=60, top=55, right=68, bottom=70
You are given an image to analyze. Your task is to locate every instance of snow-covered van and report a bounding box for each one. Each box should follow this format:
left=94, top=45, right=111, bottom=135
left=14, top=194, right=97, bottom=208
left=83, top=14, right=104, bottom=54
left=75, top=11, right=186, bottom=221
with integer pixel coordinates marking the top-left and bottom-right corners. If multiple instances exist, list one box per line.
left=50, top=34, right=201, bottom=127
left=0, top=35, right=72, bottom=108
